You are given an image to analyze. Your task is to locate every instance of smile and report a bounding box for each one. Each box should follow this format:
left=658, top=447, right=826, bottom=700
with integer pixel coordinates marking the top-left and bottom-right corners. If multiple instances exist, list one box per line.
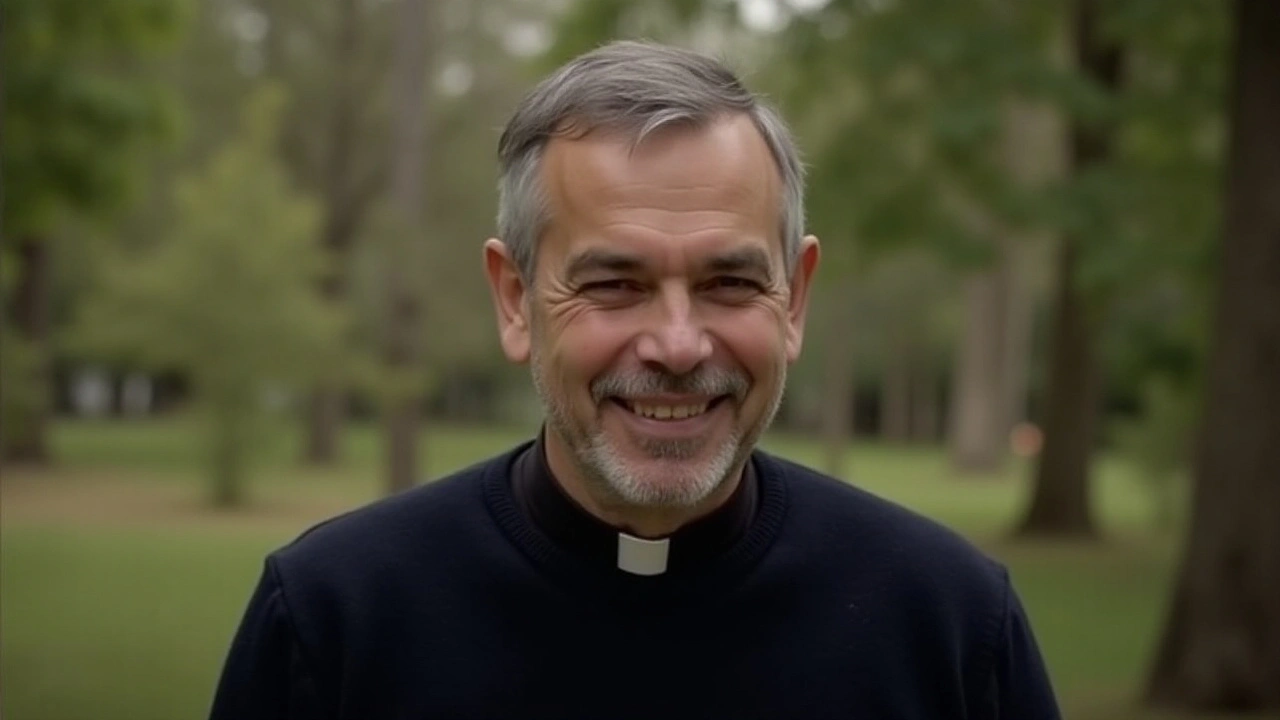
left=612, top=397, right=727, bottom=421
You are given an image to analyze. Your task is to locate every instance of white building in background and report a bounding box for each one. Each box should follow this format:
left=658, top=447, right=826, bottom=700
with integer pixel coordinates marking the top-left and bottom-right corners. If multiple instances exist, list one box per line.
left=69, top=368, right=156, bottom=418
left=70, top=367, right=112, bottom=417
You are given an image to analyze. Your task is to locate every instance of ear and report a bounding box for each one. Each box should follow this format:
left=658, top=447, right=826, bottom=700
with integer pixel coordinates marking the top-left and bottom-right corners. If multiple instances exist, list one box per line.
left=784, top=235, right=821, bottom=363
left=483, top=238, right=531, bottom=364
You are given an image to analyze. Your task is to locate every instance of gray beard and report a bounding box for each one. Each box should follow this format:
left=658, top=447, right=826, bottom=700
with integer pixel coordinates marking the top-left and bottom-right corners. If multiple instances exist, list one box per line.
left=530, top=350, right=786, bottom=510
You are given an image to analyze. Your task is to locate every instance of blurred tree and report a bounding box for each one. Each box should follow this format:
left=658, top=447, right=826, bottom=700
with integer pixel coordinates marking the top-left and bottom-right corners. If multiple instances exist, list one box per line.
left=1113, top=376, right=1197, bottom=531
left=299, top=0, right=372, bottom=465
left=948, top=96, right=1063, bottom=475
left=326, top=0, right=545, bottom=430
left=778, top=0, right=1065, bottom=468
left=811, top=247, right=861, bottom=479
left=254, top=0, right=396, bottom=466
left=818, top=286, right=859, bottom=477
left=910, top=352, right=943, bottom=444
left=420, top=0, right=547, bottom=413
left=69, top=86, right=343, bottom=508
left=1015, top=0, right=1121, bottom=538
left=1017, top=0, right=1229, bottom=538
left=380, top=0, right=433, bottom=494
left=0, top=0, right=187, bottom=464
left=882, top=334, right=911, bottom=442
left=855, top=250, right=957, bottom=445
left=1097, top=0, right=1226, bottom=509
left=247, top=0, right=531, bottom=452
left=547, top=0, right=719, bottom=64
left=1145, top=0, right=1280, bottom=710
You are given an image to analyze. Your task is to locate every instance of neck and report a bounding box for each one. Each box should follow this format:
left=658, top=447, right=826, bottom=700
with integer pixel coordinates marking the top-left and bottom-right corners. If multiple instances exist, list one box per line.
left=543, top=429, right=744, bottom=538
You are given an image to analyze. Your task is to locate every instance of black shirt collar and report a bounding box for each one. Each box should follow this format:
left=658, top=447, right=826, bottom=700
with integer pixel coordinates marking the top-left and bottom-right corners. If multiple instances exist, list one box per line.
left=511, top=430, right=759, bottom=576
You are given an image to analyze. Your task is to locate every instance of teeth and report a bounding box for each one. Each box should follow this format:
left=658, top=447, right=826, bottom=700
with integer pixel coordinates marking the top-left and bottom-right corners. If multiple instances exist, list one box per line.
left=627, top=402, right=710, bottom=420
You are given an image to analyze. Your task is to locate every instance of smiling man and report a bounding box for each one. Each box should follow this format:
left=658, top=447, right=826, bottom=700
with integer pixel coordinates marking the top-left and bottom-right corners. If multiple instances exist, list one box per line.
left=209, top=41, right=1062, bottom=719
left=490, top=107, right=810, bottom=543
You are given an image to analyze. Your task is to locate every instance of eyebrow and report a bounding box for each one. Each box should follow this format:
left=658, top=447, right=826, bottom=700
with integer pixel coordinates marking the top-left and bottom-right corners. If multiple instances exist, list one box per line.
left=704, top=247, right=774, bottom=282
left=564, top=250, right=646, bottom=282
left=562, top=246, right=776, bottom=283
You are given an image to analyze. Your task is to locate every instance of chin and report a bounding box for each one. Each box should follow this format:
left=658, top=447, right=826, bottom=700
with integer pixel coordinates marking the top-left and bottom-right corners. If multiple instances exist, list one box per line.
left=585, top=436, right=740, bottom=509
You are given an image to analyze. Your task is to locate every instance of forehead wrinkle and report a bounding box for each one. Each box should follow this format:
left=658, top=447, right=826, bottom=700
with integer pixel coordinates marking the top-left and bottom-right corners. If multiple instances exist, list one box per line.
left=562, top=181, right=769, bottom=235
left=600, top=178, right=765, bottom=204
left=597, top=212, right=756, bottom=238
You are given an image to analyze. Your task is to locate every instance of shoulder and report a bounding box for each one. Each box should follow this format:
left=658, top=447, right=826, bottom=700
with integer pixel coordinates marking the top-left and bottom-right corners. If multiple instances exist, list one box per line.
left=267, top=443, right=525, bottom=585
left=758, top=453, right=1058, bottom=716
left=758, top=451, right=1012, bottom=677
left=757, top=450, right=1008, bottom=597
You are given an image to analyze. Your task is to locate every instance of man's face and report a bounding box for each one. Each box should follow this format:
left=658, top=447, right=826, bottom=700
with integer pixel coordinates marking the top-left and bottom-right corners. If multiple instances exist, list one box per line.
left=486, top=115, right=819, bottom=512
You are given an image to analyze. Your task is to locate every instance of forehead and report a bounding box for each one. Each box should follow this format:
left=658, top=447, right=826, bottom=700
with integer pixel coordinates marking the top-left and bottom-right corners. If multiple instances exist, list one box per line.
left=540, top=115, right=782, bottom=264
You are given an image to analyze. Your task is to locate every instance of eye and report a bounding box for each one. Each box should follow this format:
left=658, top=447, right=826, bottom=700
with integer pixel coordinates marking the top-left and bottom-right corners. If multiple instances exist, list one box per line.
left=711, top=277, right=760, bottom=289
left=703, top=276, right=764, bottom=299
left=581, top=279, right=640, bottom=292
left=578, top=279, right=645, bottom=302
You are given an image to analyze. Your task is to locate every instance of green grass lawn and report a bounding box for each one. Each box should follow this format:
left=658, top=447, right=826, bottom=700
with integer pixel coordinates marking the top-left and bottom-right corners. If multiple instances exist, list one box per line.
left=0, top=419, right=1248, bottom=719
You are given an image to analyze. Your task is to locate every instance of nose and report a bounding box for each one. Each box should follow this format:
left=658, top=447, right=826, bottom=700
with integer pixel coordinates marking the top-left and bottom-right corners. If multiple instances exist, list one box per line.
left=634, top=285, right=713, bottom=375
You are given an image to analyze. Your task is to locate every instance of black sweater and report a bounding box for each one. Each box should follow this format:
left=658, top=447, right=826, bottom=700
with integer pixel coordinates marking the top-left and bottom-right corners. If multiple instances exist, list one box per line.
left=209, top=441, right=1061, bottom=719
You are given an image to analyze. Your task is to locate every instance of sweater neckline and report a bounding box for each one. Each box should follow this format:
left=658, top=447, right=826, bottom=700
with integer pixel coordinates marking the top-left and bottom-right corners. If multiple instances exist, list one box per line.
left=483, top=438, right=789, bottom=601
left=510, top=431, right=759, bottom=576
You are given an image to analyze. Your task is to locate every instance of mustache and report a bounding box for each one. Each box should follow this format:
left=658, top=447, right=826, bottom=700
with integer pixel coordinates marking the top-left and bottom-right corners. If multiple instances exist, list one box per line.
left=591, top=366, right=749, bottom=404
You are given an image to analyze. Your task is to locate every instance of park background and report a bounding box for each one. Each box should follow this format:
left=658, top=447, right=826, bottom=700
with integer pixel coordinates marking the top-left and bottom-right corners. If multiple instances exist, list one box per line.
left=2, top=0, right=1277, bottom=718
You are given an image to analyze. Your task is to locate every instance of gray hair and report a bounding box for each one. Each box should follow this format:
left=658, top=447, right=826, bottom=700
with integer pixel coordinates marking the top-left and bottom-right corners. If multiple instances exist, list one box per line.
left=496, top=40, right=806, bottom=281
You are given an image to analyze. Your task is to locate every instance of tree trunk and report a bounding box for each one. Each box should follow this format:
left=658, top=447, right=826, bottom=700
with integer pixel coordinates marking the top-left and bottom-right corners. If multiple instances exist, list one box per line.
left=947, top=86, right=1064, bottom=475
left=1145, top=0, right=1280, bottom=710
left=382, top=0, right=430, bottom=495
left=910, top=361, right=940, bottom=444
left=882, top=337, right=911, bottom=443
left=820, top=284, right=856, bottom=480
left=999, top=98, right=1062, bottom=432
left=948, top=268, right=1011, bottom=473
left=1014, top=0, right=1120, bottom=539
left=304, top=385, right=345, bottom=464
left=2, top=237, right=53, bottom=464
left=303, top=0, right=362, bottom=466
left=1002, top=244, right=1035, bottom=431
left=1016, top=237, right=1099, bottom=537
left=211, top=398, right=246, bottom=509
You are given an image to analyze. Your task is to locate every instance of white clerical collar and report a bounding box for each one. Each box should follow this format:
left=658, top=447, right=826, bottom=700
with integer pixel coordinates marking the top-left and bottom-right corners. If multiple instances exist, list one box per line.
left=616, top=533, right=671, bottom=576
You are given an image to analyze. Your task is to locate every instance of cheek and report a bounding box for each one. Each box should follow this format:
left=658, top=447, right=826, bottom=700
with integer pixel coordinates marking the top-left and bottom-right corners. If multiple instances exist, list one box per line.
left=544, top=313, right=635, bottom=388
left=708, top=309, right=789, bottom=380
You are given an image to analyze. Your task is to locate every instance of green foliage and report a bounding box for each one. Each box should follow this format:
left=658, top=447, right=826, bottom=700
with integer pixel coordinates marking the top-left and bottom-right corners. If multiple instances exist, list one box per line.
left=1112, top=375, right=1198, bottom=532
left=543, top=0, right=1225, bottom=278
left=0, top=247, right=36, bottom=451
left=67, top=85, right=345, bottom=506
left=0, top=327, right=48, bottom=454
left=1, top=0, right=190, bottom=238
left=850, top=249, right=960, bottom=380
left=1, top=0, right=188, bottom=463
left=1074, top=0, right=1229, bottom=302
left=776, top=0, right=1071, bottom=271
left=1088, top=0, right=1226, bottom=453
left=545, top=0, right=720, bottom=68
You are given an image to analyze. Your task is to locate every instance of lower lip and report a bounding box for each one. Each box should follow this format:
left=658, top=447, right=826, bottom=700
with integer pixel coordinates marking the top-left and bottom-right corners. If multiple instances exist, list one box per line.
left=609, top=398, right=728, bottom=439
